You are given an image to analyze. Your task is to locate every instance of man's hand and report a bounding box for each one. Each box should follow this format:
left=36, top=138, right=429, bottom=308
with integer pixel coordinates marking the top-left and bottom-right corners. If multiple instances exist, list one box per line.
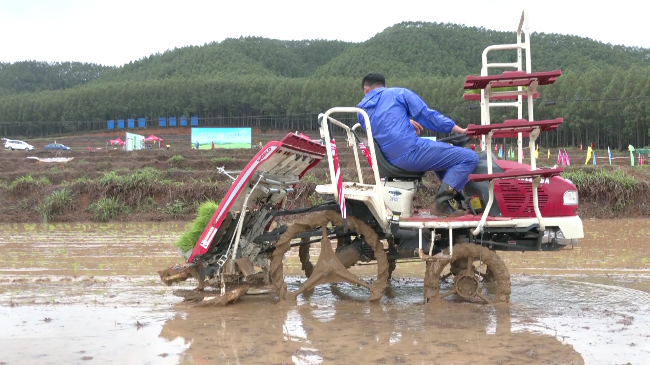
left=410, top=119, right=424, bottom=136
left=451, top=125, right=467, bottom=134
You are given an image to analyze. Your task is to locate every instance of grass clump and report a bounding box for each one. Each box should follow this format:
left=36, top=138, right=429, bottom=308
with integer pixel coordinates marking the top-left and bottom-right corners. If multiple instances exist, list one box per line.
left=37, top=188, right=75, bottom=223
left=167, top=155, right=185, bottom=166
left=174, top=201, right=219, bottom=253
left=11, top=175, right=51, bottom=192
left=211, top=156, right=234, bottom=165
left=98, top=167, right=162, bottom=205
left=562, top=167, right=645, bottom=211
left=88, top=196, right=127, bottom=222
left=161, top=199, right=188, bottom=216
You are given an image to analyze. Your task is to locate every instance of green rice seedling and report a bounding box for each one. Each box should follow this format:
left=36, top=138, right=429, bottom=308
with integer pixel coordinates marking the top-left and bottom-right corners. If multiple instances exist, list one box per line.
left=88, top=196, right=126, bottom=222
left=37, top=188, right=76, bottom=223
left=161, top=199, right=187, bottom=216
left=167, top=155, right=185, bottom=166
left=174, top=201, right=219, bottom=253
left=11, top=174, right=51, bottom=192
left=211, top=156, right=234, bottom=165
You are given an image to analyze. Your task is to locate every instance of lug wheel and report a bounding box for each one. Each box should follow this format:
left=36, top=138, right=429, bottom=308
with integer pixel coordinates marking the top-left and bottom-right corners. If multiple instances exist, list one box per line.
left=424, top=243, right=510, bottom=304
left=271, top=210, right=388, bottom=302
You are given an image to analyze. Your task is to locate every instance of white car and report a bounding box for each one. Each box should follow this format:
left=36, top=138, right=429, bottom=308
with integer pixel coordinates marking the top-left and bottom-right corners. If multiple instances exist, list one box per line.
left=4, top=139, right=35, bottom=151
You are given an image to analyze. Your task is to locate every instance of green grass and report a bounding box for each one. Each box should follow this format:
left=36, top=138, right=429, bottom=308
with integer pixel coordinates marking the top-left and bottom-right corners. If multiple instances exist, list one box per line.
left=88, top=196, right=127, bottom=222
left=36, top=188, right=75, bottom=223
left=167, top=155, right=185, bottom=166
left=174, top=201, right=219, bottom=253
left=11, top=175, right=51, bottom=192
left=210, top=156, right=234, bottom=164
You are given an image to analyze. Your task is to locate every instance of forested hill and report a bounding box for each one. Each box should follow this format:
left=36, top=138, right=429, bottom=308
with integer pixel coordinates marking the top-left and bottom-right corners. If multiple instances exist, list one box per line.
left=1, top=22, right=648, bottom=88
left=0, top=61, right=113, bottom=95
left=92, top=22, right=649, bottom=82
left=1, top=21, right=650, bottom=149
left=315, top=22, right=650, bottom=78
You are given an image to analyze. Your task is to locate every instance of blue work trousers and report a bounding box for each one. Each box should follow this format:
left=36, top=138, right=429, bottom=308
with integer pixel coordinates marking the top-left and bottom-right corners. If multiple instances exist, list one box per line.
left=389, top=138, right=479, bottom=192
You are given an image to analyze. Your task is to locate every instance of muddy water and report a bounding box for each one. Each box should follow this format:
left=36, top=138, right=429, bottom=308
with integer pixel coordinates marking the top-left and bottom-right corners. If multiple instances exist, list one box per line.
left=1, top=219, right=649, bottom=364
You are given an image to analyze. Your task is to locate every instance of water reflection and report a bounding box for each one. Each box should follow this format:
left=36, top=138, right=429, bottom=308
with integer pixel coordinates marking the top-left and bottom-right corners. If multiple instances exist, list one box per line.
left=159, top=284, right=584, bottom=364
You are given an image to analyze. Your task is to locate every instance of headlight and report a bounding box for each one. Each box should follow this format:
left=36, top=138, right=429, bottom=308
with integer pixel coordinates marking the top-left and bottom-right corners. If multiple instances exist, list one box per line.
left=563, top=190, right=578, bottom=205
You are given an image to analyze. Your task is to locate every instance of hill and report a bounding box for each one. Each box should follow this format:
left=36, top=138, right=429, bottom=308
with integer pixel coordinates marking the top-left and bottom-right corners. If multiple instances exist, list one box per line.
left=0, top=21, right=649, bottom=150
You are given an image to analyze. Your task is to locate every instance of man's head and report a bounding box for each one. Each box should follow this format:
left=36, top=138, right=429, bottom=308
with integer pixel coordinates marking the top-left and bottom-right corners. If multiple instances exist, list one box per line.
left=362, top=73, right=385, bottom=94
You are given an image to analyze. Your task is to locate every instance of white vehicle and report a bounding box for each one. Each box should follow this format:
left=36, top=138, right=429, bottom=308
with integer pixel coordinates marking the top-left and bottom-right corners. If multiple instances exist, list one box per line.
left=4, top=139, right=35, bottom=151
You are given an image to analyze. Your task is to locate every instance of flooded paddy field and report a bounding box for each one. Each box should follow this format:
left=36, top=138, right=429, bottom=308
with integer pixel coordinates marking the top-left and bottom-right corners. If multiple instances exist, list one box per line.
left=1, top=219, right=649, bottom=364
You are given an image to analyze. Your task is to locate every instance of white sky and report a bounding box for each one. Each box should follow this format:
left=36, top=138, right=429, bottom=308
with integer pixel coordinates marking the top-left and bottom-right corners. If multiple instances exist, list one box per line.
left=1, top=0, right=649, bottom=67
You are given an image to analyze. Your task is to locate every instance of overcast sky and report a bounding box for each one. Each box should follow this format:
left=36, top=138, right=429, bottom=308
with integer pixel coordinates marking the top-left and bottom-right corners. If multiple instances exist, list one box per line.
left=1, top=0, right=648, bottom=67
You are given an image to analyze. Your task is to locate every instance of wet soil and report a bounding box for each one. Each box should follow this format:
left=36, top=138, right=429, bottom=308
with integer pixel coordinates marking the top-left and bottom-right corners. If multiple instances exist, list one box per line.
left=1, top=219, right=650, bottom=364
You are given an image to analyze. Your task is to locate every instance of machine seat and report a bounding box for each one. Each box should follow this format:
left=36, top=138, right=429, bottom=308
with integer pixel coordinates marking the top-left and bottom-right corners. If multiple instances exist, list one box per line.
left=373, top=141, right=425, bottom=181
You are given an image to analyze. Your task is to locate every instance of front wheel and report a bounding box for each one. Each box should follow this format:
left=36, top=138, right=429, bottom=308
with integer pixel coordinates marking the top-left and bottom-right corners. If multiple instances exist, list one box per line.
left=8, top=147, right=12, bottom=151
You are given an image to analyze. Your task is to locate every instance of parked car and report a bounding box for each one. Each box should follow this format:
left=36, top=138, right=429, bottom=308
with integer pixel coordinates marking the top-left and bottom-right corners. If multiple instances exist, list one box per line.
left=4, top=139, right=35, bottom=151
left=44, top=143, right=71, bottom=151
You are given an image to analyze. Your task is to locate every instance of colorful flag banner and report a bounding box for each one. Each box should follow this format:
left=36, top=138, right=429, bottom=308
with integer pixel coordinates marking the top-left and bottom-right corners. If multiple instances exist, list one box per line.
left=330, top=139, right=346, bottom=227
left=629, top=145, right=635, bottom=167
left=358, top=142, right=373, bottom=170
left=593, top=150, right=596, bottom=165
left=585, top=146, right=593, bottom=165
left=498, top=145, right=503, bottom=158
left=557, top=150, right=562, bottom=164
left=608, top=146, right=612, bottom=165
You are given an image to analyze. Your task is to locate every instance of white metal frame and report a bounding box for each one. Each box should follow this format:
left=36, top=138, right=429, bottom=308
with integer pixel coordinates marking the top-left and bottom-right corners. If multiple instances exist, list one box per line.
left=320, top=107, right=389, bottom=228
left=480, top=9, right=533, bottom=163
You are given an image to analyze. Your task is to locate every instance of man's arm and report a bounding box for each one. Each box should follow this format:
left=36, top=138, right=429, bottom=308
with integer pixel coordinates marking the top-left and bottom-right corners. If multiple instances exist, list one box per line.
left=403, top=89, right=459, bottom=134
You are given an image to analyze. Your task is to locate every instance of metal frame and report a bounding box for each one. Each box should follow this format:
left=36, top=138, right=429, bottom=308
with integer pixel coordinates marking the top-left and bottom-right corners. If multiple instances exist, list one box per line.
left=480, top=9, right=532, bottom=163
left=320, top=107, right=388, bottom=227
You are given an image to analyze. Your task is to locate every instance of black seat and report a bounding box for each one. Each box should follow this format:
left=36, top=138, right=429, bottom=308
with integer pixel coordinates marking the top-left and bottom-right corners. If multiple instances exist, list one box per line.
left=373, top=140, right=425, bottom=181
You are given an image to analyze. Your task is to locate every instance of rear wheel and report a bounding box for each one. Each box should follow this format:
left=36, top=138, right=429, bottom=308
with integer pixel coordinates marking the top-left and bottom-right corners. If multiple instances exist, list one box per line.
left=424, top=243, right=510, bottom=304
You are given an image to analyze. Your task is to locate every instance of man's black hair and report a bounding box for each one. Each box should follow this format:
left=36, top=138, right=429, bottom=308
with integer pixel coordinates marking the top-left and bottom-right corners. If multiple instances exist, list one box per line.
left=361, top=73, right=386, bottom=89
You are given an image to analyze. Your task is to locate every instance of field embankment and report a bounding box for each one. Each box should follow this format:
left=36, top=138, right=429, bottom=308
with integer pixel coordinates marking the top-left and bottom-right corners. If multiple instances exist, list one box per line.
left=1, top=132, right=649, bottom=223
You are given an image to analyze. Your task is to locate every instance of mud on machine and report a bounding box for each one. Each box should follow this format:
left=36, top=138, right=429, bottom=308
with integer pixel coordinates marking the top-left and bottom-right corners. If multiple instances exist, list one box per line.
left=159, top=10, right=584, bottom=306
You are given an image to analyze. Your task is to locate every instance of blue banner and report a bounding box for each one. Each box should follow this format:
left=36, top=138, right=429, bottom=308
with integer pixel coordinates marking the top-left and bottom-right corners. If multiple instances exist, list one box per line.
left=158, top=117, right=166, bottom=127
left=127, top=118, right=135, bottom=128
left=117, top=119, right=125, bottom=129
left=190, top=116, right=198, bottom=126
left=137, top=117, right=145, bottom=128
left=180, top=117, right=187, bottom=126
left=107, top=120, right=114, bottom=129
left=169, top=117, right=177, bottom=127
left=191, top=128, right=252, bottom=149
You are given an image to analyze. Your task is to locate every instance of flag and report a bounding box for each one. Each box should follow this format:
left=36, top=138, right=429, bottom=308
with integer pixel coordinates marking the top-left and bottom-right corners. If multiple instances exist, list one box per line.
left=629, top=145, right=635, bottom=166
left=557, top=150, right=562, bottom=164
left=358, top=142, right=373, bottom=170
left=608, top=146, right=612, bottom=165
left=585, top=146, right=593, bottom=165
left=593, top=149, right=596, bottom=165
left=498, top=145, right=503, bottom=158
left=561, top=151, right=566, bottom=165
left=535, top=144, right=539, bottom=159
left=495, top=144, right=498, bottom=151
left=580, top=143, right=582, bottom=150
left=566, top=150, right=571, bottom=165
left=548, top=149, right=550, bottom=160
left=330, top=139, right=346, bottom=227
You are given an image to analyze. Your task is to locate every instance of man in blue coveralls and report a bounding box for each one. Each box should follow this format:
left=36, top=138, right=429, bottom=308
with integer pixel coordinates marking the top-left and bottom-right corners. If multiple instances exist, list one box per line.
left=357, top=73, right=478, bottom=216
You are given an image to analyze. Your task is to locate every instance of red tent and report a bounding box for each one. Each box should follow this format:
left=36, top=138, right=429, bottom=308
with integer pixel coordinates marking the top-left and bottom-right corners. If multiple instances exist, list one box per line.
left=144, top=134, right=161, bottom=142
left=108, top=137, right=125, bottom=146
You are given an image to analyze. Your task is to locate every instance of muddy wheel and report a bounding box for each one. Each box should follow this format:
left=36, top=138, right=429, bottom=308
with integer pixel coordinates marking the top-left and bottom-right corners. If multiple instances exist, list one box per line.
left=424, top=243, right=510, bottom=304
left=270, top=210, right=388, bottom=302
